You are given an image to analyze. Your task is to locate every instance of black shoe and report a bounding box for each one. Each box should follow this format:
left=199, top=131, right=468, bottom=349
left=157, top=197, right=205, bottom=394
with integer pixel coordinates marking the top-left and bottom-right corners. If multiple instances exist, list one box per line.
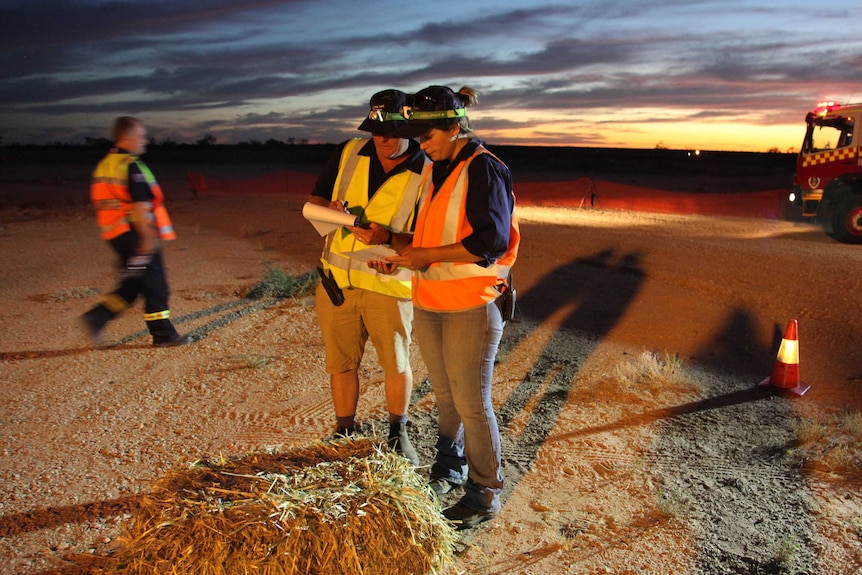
left=153, top=334, right=191, bottom=348
left=442, top=501, right=497, bottom=530
left=388, top=422, right=419, bottom=466
left=428, top=477, right=462, bottom=497
left=80, top=313, right=106, bottom=347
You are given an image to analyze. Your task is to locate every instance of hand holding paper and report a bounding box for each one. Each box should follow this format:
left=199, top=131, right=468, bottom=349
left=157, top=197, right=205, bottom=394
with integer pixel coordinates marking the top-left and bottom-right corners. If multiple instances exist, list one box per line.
left=302, top=202, right=364, bottom=236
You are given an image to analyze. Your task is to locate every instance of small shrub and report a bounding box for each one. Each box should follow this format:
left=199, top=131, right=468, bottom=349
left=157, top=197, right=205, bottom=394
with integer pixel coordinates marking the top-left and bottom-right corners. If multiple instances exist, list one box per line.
left=246, top=264, right=317, bottom=299
left=771, top=535, right=800, bottom=570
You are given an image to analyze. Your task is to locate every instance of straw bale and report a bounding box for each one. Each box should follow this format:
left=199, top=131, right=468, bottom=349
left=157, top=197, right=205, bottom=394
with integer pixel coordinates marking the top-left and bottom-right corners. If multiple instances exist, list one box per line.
left=102, top=438, right=457, bottom=575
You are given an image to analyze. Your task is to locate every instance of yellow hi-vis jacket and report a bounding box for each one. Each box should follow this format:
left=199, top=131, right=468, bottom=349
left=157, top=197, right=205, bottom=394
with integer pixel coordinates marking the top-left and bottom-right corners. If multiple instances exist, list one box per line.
left=320, top=138, right=428, bottom=298
left=91, top=151, right=176, bottom=241
left=412, top=146, right=520, bottom=312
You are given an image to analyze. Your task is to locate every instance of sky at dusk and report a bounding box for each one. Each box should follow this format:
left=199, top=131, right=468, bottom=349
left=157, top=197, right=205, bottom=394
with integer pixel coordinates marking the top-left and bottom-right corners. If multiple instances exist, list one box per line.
left=1, top=0, right=861, bottom=152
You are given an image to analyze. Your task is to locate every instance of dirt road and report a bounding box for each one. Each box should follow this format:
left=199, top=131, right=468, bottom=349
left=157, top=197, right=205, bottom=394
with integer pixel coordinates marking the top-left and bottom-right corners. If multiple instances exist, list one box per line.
left=1, top=181, right=861, bottom=574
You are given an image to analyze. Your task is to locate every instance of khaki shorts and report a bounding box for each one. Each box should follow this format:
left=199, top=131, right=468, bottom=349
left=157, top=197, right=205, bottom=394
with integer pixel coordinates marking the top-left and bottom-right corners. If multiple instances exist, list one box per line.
left=315, top=284, right=413, bottom=375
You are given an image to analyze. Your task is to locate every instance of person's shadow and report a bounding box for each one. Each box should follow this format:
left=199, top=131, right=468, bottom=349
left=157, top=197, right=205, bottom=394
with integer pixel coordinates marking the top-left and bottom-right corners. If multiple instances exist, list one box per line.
left=496, top=249, right=645, bottom=487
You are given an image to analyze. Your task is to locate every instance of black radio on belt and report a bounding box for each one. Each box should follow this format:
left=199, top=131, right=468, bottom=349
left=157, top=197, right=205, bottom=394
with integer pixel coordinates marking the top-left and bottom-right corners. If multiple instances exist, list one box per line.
left=317, top=267, right=345, bottom=306
left=496, top=275, right=516, bottom=323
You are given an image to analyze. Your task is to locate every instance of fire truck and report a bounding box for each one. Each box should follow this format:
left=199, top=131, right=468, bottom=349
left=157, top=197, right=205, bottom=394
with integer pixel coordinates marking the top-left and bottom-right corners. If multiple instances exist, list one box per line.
left=790, top=100, right=862, bottom=243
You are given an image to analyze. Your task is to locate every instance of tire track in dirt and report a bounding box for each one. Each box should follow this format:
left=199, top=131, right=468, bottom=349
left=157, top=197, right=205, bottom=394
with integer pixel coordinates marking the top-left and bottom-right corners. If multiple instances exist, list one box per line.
left=111, top=297, right=282, bottom=346
left=652, top=371, right=821, bottom=574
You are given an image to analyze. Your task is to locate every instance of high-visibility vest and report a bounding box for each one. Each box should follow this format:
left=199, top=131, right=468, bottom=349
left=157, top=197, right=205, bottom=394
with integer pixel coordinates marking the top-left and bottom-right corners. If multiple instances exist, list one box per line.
left=91, top=151, right=176, bottom=241
left=321, top=138, right=429, bottom=298
left=412, top=146, right=520, bottom=312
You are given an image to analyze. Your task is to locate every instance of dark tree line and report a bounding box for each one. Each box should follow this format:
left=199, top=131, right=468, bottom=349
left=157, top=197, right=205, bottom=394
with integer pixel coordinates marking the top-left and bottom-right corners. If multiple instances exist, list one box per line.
left=2, top=135, right=311, bottom=149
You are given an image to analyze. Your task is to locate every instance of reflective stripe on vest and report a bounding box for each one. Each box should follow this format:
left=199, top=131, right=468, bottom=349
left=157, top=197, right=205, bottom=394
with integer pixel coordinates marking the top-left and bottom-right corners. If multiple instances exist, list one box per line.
left=412, top=146, right=520, bottom=311
left=321, top=138, right=429, bottom=298
left=136, top=162, right=176, bottom=240
left=91, top=152, right=176, bottom=241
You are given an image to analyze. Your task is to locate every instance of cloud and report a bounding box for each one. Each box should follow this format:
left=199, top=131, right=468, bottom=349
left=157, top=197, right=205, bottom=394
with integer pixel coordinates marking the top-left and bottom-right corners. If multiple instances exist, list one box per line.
left=0, top=1, right=299, bottom=49
left=1, top=0, right=861, bottom=150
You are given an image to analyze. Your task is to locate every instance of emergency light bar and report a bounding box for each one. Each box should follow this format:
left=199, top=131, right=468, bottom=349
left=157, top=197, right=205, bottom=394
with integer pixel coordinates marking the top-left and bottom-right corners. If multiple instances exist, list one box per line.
left=814, top=101, right=838, bottom=115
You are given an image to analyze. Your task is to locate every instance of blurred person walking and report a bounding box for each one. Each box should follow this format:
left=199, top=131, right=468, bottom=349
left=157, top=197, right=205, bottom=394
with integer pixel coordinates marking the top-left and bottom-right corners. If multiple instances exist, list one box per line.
left=308, top=89, right=430, bottom=466
left=386, top=85, right=520, bottom=529
left=81, top=116, right=189, bottom=348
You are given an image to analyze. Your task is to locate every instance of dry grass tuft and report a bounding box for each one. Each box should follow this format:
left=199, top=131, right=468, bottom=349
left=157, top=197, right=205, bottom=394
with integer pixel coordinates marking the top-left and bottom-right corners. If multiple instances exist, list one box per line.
left=103, top=437, right=457, bottom=575
left=793, top=409, right=862, bottom=474
left=609, top=351, right=700, bottom=402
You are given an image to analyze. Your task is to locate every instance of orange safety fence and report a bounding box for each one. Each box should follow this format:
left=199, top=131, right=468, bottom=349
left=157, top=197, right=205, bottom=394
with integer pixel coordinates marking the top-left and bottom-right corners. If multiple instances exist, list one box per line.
left=185, top=169, right=318, bottom=197
left=515, top=178, right=788, bottom=219
left=185, top=170, right=787, bottom=219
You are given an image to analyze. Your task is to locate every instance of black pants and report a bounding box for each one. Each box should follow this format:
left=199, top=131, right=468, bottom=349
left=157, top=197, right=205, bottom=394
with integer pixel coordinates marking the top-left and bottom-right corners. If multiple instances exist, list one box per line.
left=86, top=231, right=178, bottom=340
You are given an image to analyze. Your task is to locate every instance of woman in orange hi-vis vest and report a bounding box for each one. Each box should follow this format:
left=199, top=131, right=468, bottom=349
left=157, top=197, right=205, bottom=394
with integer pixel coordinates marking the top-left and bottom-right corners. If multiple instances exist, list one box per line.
left=384, top=85, right=519, bottom=530
left=81, top=117, right=189, bottom=348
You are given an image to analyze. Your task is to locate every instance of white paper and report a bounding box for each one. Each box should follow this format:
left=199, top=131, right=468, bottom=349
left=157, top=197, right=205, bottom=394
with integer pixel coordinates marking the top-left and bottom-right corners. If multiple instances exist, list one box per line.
left=342, top=245, right=397, bottom=262
left=342, top=246, right=411, bottom=281
left=302, top=202, right=359, bottom=236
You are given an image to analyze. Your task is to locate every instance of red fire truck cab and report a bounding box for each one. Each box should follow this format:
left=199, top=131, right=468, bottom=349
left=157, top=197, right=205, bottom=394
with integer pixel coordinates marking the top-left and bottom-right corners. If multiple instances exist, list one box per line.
left=791, top=101, right=862, bottom=243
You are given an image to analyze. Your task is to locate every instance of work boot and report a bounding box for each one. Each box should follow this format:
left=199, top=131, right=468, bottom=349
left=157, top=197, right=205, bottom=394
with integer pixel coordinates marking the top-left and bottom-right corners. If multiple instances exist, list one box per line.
left=80, top=308, right=109, bottom=347
left=153, top=333, right=191, bottom=347
left=388, top=421, right=419, bottom=466
left=442, top=501, right=497, bottom=530
left=147, top=317, right=190, bottom=347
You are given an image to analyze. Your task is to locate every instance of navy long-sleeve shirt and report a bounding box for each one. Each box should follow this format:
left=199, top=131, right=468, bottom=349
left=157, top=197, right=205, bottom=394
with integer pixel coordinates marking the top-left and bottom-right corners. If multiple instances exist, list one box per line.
left=429, top=138, right=513, bottom=266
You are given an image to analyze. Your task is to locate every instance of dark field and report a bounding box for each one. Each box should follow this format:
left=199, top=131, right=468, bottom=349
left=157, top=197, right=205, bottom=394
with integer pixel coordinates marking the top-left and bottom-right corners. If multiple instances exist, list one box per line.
left=0, top=144, right=797, bottom=208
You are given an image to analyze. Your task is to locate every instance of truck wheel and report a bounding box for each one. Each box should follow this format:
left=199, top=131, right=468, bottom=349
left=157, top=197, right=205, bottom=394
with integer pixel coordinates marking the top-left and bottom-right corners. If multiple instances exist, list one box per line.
left=830, top=193, right=862, bottom=244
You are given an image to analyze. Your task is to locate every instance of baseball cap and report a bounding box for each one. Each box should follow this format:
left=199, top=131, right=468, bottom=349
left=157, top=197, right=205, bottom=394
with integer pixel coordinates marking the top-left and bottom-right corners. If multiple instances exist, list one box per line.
left=357, top=89, right=410, bottom=136
left=394, top=85, right=468, bottom=139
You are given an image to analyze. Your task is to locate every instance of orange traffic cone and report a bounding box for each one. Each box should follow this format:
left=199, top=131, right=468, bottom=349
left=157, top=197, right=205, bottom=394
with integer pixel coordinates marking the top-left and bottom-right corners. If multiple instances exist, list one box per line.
left=759, top=319, right=810, bottom=396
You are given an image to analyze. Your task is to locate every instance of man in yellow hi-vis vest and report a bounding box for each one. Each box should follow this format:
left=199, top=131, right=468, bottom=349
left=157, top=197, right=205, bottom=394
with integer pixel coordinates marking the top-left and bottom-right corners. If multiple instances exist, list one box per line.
left=81, top=117, right=190, bottom=348
left=308, top=90, right=430, bottom=465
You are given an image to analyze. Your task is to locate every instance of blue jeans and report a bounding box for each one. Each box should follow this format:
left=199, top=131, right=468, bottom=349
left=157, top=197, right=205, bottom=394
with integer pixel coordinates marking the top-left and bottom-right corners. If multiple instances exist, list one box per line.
left=414, top=302, right=504, bottom=513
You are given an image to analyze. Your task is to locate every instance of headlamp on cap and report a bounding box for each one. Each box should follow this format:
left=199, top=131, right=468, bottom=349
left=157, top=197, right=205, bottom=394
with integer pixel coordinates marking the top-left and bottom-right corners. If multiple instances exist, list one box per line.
left=358, top=89, right=410, bottom=135
left=368, top=106, right=406, bottom=122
